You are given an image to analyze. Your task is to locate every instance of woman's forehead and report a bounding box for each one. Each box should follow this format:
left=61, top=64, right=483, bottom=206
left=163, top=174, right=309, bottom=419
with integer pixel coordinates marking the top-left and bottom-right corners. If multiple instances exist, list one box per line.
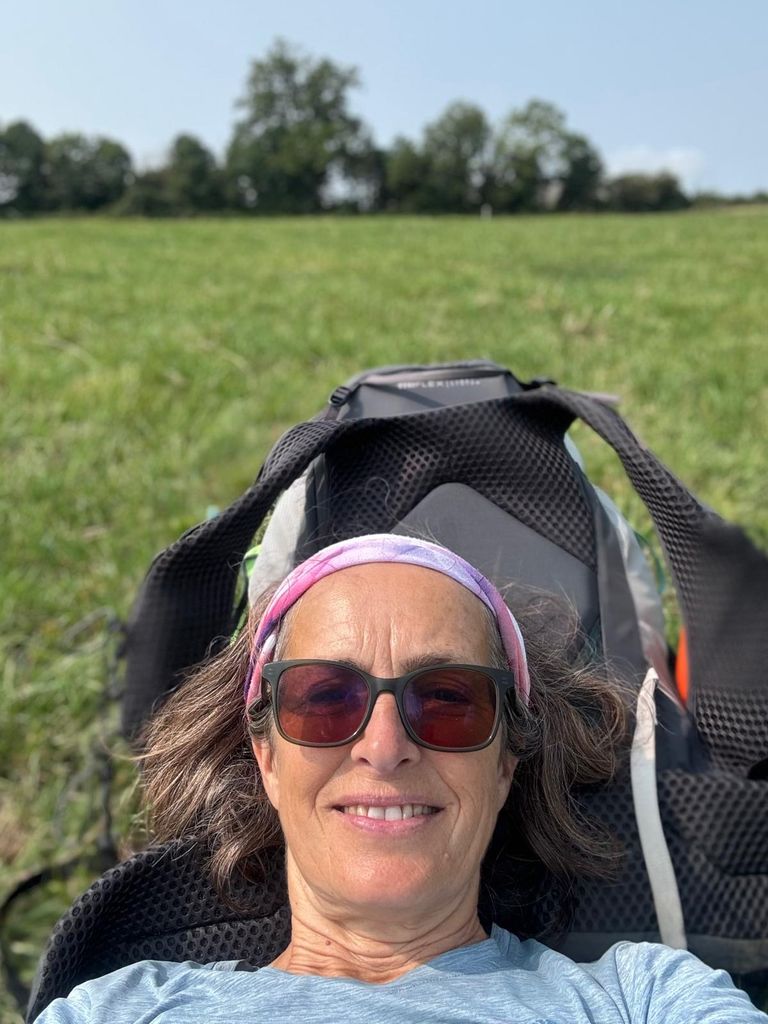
left=282, top=562, right=491, bottom=660
left=294, top=561, right=483, bottom=610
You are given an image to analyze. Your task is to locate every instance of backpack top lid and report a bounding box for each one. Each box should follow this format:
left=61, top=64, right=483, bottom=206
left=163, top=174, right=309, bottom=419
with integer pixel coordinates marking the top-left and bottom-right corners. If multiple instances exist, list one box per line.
left=326, top=360, right=529, bottom=419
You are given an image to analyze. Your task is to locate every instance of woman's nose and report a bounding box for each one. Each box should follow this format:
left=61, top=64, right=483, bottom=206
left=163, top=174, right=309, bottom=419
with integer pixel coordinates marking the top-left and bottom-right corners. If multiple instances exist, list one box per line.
left=349, top=693, right=420, bottom=771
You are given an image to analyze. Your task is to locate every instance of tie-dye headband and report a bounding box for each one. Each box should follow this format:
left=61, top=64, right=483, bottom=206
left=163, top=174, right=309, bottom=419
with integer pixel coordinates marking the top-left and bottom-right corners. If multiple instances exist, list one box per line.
left=244, top=533, right=530, bottom=708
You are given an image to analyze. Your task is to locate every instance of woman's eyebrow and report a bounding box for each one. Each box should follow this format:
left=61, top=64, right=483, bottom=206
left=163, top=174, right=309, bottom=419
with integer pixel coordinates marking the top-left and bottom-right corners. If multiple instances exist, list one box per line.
left=400, top=652, right=469, bottom=671
left=334, top=653, right=469, bottom=673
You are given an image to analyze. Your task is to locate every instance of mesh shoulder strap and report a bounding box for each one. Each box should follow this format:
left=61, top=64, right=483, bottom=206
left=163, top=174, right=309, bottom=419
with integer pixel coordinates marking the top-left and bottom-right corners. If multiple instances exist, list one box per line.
left=523, top=387, right=768, bottom=744
left=122, top=418, right=354, bottom=738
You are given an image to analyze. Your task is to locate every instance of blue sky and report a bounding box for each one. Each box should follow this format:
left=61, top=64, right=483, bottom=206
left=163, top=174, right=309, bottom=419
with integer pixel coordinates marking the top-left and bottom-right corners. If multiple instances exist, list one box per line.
left=1, top=0, right=766, bottom=194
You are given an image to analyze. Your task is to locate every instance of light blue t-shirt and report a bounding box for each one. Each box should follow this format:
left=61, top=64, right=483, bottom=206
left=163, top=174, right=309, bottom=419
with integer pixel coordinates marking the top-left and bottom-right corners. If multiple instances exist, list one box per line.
left=34, top=925, right=766, bottom=1023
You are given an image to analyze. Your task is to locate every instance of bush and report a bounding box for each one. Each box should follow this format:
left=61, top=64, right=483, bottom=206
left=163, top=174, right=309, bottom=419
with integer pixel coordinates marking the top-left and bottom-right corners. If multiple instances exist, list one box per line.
left=607, top=172, right=690, bottom=212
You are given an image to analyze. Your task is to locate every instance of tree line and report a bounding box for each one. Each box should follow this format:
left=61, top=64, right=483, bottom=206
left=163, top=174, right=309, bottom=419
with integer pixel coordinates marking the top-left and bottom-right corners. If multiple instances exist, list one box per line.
left=1, top=40, right=763, bottom=218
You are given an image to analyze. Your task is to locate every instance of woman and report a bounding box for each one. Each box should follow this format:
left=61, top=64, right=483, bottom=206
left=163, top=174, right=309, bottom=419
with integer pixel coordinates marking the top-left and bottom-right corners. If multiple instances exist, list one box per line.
left=36, top=535, right=766, bottom=1022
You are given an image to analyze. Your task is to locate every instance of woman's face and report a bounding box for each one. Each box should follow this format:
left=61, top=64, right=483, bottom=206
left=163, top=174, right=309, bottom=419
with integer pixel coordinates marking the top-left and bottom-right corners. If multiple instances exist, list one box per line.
left=251, top=563, right=516, bottom=925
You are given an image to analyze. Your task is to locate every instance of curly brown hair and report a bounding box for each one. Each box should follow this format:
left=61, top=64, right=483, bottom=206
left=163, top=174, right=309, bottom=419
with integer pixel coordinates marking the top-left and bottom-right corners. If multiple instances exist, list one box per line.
left=139, top=585, right=630, bottom=938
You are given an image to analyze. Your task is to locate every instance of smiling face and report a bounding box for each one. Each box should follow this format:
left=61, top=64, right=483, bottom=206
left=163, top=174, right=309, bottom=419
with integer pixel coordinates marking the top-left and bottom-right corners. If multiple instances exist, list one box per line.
left=251, top=562, right=516, bottom=927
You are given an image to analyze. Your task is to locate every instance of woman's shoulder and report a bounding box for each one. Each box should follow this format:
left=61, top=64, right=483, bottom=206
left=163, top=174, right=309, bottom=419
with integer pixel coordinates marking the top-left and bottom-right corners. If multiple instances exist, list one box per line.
left=491, top=928, right=767, bottom=1021
left=86, top=956, right=241, bottom=991
left=33, top=958, right=241, bottom=1023
left=568, top=937, right=765, bottom=1021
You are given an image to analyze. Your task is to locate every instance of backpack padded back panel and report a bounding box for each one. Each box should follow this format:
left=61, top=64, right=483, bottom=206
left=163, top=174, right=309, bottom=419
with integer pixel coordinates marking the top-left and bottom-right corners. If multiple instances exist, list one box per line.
left=395, top=483, right=600, bottom=638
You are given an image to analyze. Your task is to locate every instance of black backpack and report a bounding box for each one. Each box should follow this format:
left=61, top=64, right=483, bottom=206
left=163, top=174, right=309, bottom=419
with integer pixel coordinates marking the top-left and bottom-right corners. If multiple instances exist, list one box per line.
left=28, top=361, right=768, bottom=1018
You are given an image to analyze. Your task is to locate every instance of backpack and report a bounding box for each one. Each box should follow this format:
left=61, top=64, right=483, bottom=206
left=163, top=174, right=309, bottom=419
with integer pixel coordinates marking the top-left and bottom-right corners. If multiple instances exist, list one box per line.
left=120, top=360, right=768, bottom=976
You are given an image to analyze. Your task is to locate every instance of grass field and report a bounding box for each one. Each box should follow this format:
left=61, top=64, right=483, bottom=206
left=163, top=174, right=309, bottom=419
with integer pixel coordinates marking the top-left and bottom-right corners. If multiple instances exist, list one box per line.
left=2, top=210, right=767, bottom=1021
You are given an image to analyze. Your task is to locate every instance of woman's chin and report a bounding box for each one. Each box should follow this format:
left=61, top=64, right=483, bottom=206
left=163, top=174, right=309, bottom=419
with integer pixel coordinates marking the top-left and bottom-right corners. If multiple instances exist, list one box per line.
left=329, top=856, right=444, bottom=917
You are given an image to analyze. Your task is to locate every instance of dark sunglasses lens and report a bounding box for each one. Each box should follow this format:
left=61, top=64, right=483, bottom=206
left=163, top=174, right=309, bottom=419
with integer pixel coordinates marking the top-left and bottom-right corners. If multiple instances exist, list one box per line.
left=404, top=668, right=498, bottom=749
left=276, top=664, right=369, bottom=744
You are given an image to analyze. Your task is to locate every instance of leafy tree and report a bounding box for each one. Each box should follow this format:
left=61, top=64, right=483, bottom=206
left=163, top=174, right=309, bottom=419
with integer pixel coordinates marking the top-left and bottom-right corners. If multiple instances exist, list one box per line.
left=336, top=140, right=388, bottom=211
left=556, top=132, right=604, bottom=211
left=500, top=100, right=568, bottom=175
left=485, top=143, right=540, bottom=212
left=0, top=120, right=46, bottom=213
left=488, top=100, right=564, bottom=211
left=226, top=39, right=369, bottom=213
left=421, top=102, right=490, bottom=212
left=45, top=133, right=132, bottom=210
left=385, top=137, right=435, bottom=212
left=488, top=100, right=604, bottom=212
left=165, top=134, right=224, bottom=212
left=607, top=172, right=689, bottom=212
left=111, top=170, right=174, bottom=217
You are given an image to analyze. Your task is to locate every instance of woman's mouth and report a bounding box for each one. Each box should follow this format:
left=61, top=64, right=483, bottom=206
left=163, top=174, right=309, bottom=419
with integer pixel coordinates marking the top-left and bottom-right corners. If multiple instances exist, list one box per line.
left=340, top=804, right=439, bottom=820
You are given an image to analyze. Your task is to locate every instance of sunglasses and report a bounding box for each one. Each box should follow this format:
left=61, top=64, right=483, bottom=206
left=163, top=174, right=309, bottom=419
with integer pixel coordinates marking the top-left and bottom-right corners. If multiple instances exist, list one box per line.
left=259, top=660, right=519, bottom=752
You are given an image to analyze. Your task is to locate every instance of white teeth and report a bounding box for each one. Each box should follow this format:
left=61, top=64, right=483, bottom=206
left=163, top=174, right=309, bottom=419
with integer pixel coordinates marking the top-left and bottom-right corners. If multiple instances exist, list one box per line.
left=342, top=804, right=436, bottom=819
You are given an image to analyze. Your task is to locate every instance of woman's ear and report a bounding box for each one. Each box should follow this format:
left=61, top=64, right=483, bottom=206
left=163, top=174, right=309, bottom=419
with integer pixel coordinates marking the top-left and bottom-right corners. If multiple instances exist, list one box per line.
left=251, top=737, right=280, bottom=810
left=497, top=752, right=517, bottom=812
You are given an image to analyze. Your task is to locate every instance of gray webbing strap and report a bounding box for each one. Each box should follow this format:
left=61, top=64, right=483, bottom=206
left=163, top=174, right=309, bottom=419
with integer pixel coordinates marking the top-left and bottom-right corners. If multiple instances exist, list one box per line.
left=630, top=667, right=687, bottom=949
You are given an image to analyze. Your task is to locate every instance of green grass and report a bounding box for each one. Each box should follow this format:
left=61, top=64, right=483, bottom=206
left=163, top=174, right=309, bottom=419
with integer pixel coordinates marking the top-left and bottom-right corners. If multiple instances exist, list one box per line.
left=2, top=211, right=767, bottom=1021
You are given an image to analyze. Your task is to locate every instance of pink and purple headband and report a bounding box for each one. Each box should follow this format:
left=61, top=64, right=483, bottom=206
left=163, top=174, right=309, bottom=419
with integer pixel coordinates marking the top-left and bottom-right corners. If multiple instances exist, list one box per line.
left=244, top=533, right=530, bottom=708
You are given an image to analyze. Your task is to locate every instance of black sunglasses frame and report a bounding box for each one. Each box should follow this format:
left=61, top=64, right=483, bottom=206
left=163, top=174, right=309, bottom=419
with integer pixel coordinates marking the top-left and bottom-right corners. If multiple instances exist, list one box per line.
left=260, top=659, right=519, bottom=752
